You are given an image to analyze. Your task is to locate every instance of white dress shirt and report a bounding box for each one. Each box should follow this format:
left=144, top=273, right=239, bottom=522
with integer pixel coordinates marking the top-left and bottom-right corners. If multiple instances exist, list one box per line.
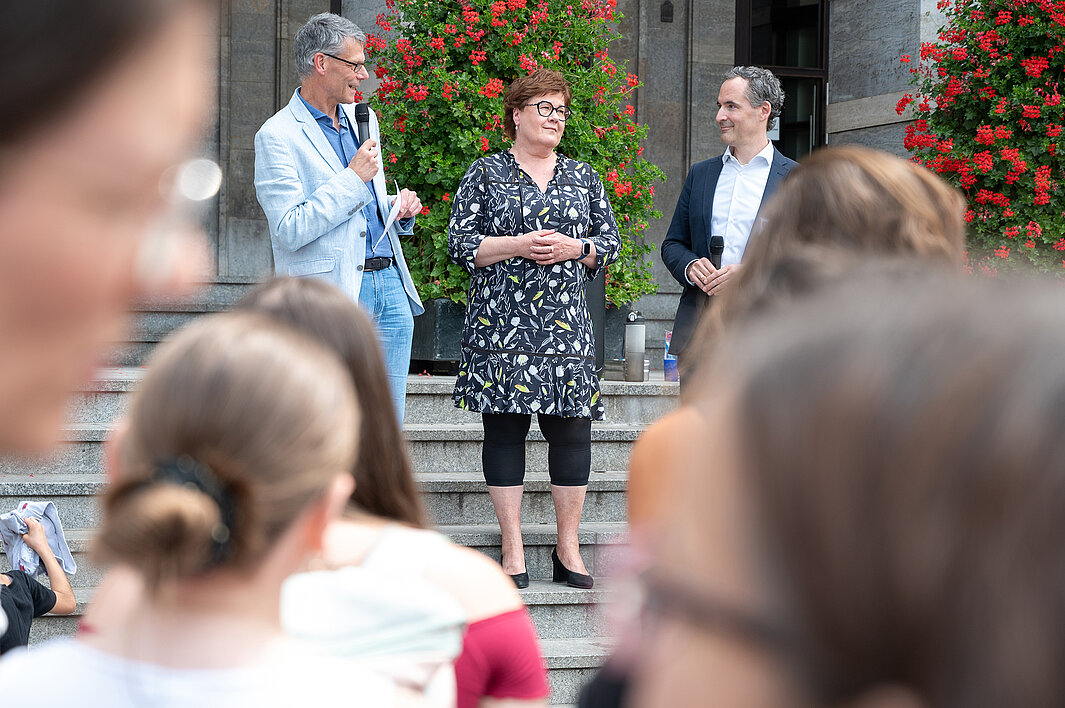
left=712, top=140, right=775, bottom=267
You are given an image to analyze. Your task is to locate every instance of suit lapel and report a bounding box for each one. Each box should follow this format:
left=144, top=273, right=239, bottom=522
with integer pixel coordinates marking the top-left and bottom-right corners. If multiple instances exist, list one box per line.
left=764, top=149, right=789, bottom=196
left=699, top=158, right=725, bottom=256
left=289, top=91, right=345, bottom=173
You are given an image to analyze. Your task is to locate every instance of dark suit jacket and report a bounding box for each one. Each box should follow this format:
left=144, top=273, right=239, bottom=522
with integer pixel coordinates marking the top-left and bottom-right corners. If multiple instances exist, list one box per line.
left=661, top=149, right=797, bottom=355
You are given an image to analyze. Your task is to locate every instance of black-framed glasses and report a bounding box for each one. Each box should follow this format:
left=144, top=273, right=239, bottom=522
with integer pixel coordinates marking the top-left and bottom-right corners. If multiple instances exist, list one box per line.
left=525, top=100, right=573, bottom=120
left=322, top=52, right=366, bottom=74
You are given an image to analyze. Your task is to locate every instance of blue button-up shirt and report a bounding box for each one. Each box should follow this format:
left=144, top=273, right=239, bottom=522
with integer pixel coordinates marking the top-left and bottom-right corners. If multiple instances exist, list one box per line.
left=298, top=91, right=392, bottom=259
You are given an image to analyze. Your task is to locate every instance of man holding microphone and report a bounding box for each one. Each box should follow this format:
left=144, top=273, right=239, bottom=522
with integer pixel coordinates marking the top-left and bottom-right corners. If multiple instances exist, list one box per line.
left=255, top=12, right=423, bottom=421
left=660, top=66, right=796, bottom=378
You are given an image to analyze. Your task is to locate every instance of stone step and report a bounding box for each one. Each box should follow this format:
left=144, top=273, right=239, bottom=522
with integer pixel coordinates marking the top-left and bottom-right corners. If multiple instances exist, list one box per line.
left=405, top=376, right=677, bottom=426
left=131, top=283, right=255, bottom=313
left=0, top=475, right=103, bottom=529
left=0, top=420, right=645, bottom=477
left=406, top=424, right=641, bottom=475
left=441, top=521, right=628, bottom=579
left=0, top=470, right=628, bottom=528
left=5, top=521, right=627, bottom=597
left=63, top=371, right=677, bottom=428
left=105, top=284, right=254, bottom=366
left=422, top=470, right=627, bottom=526
left=542, top=637, right=614, bottom=705
left=0, top=427, right=108, bottom=476
left=25, top=579, right=609, bottom=643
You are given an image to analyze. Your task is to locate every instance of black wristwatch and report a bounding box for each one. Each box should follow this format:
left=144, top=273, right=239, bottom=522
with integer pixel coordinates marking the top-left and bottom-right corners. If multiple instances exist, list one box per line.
left=580, top=239, right=591, bottom=257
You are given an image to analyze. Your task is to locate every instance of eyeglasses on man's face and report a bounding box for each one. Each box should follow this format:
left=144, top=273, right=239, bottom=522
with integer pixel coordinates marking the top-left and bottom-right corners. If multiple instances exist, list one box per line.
left=525, top=100, right=574, bottom=121
left=323, top=52, right=367, bottom=74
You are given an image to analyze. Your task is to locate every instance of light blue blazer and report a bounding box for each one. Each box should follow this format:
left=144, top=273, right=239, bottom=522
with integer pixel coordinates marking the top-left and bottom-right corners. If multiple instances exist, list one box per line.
left=254, top=89, right=424, bottom=315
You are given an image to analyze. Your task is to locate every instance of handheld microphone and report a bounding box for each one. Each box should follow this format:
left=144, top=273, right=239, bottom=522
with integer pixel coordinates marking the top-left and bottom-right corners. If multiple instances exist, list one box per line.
left=709, top=236, right=724, bottom=270
left=354, top=103, right=371, bottom=145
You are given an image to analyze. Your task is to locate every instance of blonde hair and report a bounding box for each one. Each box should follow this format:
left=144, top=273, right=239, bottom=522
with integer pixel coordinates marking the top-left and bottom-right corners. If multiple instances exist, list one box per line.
left=96, top=312, right=359, bottom=589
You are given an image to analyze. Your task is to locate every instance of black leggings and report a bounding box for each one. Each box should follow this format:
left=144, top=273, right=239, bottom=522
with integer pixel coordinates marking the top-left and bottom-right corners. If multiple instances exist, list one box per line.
left=482, top=412, right=591, bottom=487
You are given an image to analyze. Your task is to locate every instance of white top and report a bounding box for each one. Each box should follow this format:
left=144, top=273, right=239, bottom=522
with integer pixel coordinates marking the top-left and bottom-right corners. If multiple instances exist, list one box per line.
left=711, top=140, right=776, bottom=267
left=282, top=525, right=467, bottom=707
left=0, top=637, right=395, bottom=707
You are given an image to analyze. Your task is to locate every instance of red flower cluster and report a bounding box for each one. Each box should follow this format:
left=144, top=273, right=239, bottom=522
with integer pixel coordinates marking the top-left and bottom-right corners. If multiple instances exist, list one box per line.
left=1021, top=56, right=1050, bottom=76
left=479, top=78, right=505, bottom=98
left=902, top=0, right=1064, bottom=273
left=1034, top=165, right=1054, bottom=205
left=405, top=84, right=429, bottom=101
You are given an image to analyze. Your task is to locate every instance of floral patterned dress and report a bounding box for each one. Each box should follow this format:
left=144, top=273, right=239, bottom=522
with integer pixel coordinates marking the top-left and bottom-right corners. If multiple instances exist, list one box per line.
left=447, top=151, right=620, bottom=420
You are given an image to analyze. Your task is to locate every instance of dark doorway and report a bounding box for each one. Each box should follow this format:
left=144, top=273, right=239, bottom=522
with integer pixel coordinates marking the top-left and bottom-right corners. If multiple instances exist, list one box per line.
left=735, top=0, right=828, bottom=161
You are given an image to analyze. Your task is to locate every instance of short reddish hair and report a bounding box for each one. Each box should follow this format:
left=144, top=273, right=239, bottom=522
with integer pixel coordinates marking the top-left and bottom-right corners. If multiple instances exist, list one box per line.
left=502, top=69, right=572, bottom=140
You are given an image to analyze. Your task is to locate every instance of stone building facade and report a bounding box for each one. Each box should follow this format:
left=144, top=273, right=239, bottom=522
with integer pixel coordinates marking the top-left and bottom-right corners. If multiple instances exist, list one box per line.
left=210, top=0, right=945, bottom=351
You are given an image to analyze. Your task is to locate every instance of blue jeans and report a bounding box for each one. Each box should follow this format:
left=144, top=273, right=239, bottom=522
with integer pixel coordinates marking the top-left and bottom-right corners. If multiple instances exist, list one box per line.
left=358, top=264, right=414, bottom=424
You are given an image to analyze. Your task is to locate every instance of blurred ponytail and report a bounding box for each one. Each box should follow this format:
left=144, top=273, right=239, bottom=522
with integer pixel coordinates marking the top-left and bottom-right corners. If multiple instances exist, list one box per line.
left=96, top=312, right=359, bottom=590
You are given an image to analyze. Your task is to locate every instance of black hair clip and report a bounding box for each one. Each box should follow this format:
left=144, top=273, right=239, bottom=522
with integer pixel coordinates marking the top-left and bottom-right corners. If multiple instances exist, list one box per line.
left=153, top=455, right=237, bottom=568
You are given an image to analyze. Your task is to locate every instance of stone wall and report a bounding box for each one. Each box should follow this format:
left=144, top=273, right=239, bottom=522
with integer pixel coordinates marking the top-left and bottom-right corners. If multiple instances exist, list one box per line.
left=825, top=0, right=946, bottom=155
left=215, top=0, right=329, bottom=282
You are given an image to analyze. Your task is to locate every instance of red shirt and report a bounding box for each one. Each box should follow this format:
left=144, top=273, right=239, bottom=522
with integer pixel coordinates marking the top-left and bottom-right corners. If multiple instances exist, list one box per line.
left=455, top=608, right=550, bottom=708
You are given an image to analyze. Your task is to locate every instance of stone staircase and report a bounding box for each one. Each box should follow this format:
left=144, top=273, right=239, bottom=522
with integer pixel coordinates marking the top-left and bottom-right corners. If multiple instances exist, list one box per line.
left=1, top=360, right=678, bottom=703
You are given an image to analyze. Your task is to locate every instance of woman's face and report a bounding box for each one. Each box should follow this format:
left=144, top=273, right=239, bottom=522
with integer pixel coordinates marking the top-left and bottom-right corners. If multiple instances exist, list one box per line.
left=630, top=399, right=806, bottom=708
left=0, top=4, right=214, bottom=454
left=513, top=91, right=568, bottom=151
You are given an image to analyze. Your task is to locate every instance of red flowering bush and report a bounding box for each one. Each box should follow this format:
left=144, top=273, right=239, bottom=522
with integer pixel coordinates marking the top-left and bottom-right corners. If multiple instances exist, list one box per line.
left=897, top=0, right=1064, bottom=275
left=368, top=0, right=665, bottom=304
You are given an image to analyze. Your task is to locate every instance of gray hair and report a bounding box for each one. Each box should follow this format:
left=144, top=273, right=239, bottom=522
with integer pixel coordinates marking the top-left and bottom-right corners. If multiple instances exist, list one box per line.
left=294, top=13, right=366, bottom=79
left=723, top=66, right=785, bottom=131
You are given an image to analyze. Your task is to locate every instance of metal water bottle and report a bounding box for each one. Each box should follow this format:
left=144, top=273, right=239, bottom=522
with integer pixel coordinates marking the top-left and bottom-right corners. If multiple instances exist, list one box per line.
left=624, top=311, right=646, bottom=382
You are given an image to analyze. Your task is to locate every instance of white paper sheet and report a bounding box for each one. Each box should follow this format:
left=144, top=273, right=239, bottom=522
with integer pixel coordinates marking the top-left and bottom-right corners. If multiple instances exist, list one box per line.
left=372, top=180, right=404, bottom=252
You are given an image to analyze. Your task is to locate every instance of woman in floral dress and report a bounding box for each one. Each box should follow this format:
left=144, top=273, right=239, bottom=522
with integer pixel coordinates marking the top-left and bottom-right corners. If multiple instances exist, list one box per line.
left=448, top=70, right=620, bottom=589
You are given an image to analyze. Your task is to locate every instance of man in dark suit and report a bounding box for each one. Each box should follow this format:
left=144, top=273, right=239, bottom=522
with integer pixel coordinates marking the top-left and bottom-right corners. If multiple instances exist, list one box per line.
left=661, top=66, right=797, bottom=371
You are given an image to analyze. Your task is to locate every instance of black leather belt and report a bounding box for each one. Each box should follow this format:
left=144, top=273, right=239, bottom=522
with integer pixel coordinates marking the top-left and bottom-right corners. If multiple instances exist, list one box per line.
left=364, top=256, right=393, bottom=271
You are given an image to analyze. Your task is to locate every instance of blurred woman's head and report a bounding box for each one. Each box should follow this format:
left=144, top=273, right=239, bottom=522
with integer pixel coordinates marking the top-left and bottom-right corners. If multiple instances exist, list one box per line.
left=0, top=0, right=216, bottom=453
left=98, top=312, right=359, bottom=590
left=638, top=267, right=1065, bottom=708
left=685, top=146, right=966, bottom=389
left=753, top=145, right=966, bottom=260
left=237, top=277, right=428, bottom=528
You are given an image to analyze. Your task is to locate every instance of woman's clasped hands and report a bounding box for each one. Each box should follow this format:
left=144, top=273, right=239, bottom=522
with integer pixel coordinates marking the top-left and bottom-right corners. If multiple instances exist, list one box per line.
left=520, top=228, right=581, bottom=265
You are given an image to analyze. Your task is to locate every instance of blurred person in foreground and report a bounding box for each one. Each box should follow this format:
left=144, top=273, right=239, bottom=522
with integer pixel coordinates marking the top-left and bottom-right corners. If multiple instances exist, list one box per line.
left=630, top=146, right=968, bottom=532
left=238, top=277, right=549, bottom=708
left=0, top=0, right=215, bottom=643
left=448, top=69, right=620, bottom=590
left=0, top=312, right=388, bottom=705
left=632, top=267, right=1065, bottom=708
left=581, top=147, right=968, bottom=708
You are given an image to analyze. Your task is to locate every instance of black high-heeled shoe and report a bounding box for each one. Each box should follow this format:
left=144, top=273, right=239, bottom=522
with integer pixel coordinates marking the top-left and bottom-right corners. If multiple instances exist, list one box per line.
left=552, top=547, right=593, bottom=589
left=501, top=554, right=529, bottom=589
